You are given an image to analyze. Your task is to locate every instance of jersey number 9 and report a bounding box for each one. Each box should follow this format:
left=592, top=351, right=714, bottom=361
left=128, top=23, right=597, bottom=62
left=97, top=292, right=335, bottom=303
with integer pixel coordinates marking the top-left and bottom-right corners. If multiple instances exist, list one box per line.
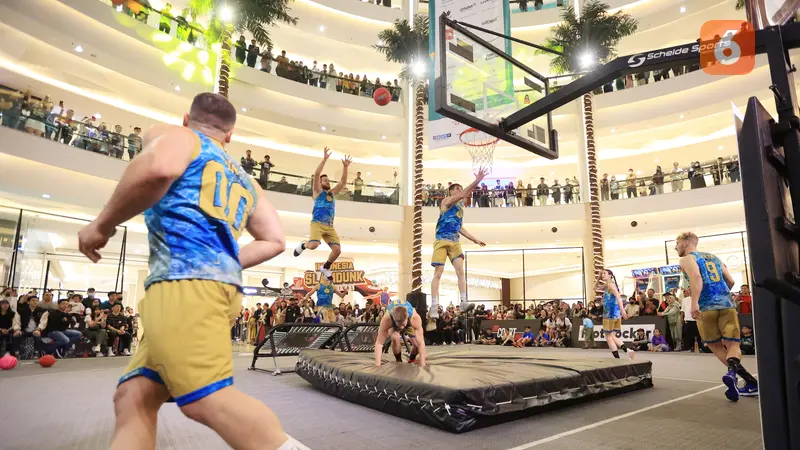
left=199, top=160, right=254, bottom=239
left=705, top=261, right=721, bottom=282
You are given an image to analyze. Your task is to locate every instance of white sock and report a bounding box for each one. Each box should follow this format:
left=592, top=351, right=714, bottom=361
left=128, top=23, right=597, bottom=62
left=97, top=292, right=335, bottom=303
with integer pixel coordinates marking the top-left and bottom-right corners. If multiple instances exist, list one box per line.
left=277, top=434, right=310, bottom=450
left=431, top=296, right=438, bottom=307
left=460, top=292, right=467, bottom=303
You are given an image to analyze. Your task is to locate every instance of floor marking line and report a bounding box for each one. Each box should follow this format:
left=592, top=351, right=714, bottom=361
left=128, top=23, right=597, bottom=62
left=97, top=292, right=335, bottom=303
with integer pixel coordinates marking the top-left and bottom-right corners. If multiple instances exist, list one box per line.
left=505, top=384, right=723, bottom=450
left=653, top=376, right=722, bottom=384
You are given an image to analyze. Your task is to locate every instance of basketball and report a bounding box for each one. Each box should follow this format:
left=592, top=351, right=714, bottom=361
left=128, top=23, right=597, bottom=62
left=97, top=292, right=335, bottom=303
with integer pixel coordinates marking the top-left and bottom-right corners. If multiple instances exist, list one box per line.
left=39, top=354, right=56, bottom=368
left=373, top=87, right=391, bottom=106
left=0, top=354, right=17, bottom=370
left=369, top=226, right=375, bottom=232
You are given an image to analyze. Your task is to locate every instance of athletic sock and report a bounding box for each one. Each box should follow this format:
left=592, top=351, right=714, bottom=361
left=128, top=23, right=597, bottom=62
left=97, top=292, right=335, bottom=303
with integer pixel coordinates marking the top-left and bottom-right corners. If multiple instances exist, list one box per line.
left=619, top=343, right=628, bottom=352
left=394, top=352, right=402, bottom=362
left=735, top=364, right=758, bottom=385
left=409, top=352, right=417, bottom=362
left=301, top=243, right=306, bottom=250
left=612, top=350, right=620, bottom=359
left=459, top=292, right=467, bottom=303
left=727, top=357, right=740, bottom=373
left=431, top=296, right=438, bottom=307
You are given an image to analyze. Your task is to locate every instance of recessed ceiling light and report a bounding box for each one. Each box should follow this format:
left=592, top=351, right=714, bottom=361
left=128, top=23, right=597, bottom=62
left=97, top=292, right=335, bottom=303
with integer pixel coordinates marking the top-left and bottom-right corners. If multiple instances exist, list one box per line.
left=174, top=85, right=180, bottom=91
left=636, top=170, right=642, bottom=175
left=74, top=45, right=84, bottom=53
left=654, top=158, right=659, bottom=163
left=135, top=249, right=141, bottom=254
left=320, top=125, right=326, bottom=131
left=94, top=113, right=102, bottom=119
left=680, top=6, right=686, bottom=13
left=556, top=239, right=560, bottom=242
left=319, top=25, right=325, bottom=32
left=679, top=114, right=685, bottom=119
left=495, top=241, right=500, bottom=244
left=241, top=107, right=247, bottom=112
left=42, top=194, right=51, bottom=199
left=381, top=135, right=386, bottom=140
left=610, top=128, right=615, bottom=133
left=718, top=145, right=724, bottom=150
left=366, top=172, right=371, bottom=176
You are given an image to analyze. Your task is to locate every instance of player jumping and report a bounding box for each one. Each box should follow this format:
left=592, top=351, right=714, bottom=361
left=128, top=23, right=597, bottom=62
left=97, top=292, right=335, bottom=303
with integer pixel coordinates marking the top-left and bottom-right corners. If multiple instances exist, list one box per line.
left=78, top=93, right=305, bottom=449
left=676, top=232, right=759, bottom=401
left=374, top=297, right=427, bottom=367
left=293, top=147, right=352, bottom=279
left=429, top=169, right=489, bottom=319
left=303, top=274, right=348, bottom=323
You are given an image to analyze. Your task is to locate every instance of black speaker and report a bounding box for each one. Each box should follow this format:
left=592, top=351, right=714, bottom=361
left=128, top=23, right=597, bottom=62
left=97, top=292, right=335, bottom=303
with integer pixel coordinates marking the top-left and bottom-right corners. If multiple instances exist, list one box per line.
left=406, top=291, right=427, bottom=318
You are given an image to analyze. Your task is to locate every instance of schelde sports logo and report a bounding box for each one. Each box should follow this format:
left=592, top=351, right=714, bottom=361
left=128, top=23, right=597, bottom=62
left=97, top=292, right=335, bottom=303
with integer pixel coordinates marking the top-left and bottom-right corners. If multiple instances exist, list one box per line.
left=627, top=54, right=646, bottom=68
left=700, top=20, right=755, bottom=75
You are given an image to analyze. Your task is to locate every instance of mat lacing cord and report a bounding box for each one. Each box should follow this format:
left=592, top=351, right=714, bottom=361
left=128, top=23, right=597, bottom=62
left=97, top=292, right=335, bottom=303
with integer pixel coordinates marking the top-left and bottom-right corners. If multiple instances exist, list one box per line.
left=297, top=358, right=453, bottom=416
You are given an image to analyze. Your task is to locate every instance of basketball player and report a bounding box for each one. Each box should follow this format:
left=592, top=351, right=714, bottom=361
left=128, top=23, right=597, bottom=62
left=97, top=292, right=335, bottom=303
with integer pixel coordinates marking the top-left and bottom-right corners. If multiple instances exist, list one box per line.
left=303, top=274, right=348, bottom=323
left=293, top=147, right=352, bottom=279
left=676, top=232, right=759, bottom=401
left=429, top=168, right=489, bottom=319
left=596, top=269, right=635, bottom=360
left=77, top=93, right=305, bottom=450
left=374, top=297, right=427, bottom=367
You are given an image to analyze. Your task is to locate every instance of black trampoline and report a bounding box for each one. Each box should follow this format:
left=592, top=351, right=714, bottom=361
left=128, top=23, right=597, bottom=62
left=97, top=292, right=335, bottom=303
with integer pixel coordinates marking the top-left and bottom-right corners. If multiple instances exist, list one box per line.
left=296, top=346, right=652, bottom=433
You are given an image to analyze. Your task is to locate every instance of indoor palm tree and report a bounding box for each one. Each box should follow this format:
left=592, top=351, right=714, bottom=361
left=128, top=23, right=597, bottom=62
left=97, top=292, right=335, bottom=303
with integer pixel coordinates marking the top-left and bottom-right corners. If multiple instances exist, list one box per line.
left=538, top=1, right=637, bottom=296
left=374, top=15, right=429, bottom=295
left=189, top=0, right=298, bottom=98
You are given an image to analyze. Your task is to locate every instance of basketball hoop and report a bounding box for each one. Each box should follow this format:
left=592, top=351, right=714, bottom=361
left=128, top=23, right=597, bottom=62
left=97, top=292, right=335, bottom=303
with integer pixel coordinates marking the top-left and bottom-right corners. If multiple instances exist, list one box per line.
left=459, top=128, right=499, bottom=173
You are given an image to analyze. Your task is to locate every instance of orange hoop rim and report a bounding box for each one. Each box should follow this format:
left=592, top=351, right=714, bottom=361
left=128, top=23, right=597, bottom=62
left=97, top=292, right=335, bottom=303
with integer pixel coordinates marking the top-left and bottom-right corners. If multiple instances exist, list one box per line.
left=458, top=127, right=501, bottom=147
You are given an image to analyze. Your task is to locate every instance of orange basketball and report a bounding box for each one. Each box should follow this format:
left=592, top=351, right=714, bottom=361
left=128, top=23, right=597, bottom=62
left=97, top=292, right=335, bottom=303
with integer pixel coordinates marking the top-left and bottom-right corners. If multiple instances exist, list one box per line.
left=373, top=87, right=391, bottom=106
left=39, top=354, right=56, bottom=368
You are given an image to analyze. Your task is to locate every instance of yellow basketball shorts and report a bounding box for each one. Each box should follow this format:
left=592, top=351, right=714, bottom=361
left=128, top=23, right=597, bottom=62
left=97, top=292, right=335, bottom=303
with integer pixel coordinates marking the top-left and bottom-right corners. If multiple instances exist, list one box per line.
left=431, top=240, right=463, bottom=266
left=119, top=279, right=241, bottom=406
left=697, top=307, right=741, bottom=344
left=602, top=318, right=622, bottom=333
left=310, top=221, right=340, bottom=246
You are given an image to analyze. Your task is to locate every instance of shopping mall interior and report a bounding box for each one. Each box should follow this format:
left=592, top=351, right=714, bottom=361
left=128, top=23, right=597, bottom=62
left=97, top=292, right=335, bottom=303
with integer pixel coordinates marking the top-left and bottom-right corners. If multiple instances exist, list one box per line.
left=0, top=0, right=788, bottom=449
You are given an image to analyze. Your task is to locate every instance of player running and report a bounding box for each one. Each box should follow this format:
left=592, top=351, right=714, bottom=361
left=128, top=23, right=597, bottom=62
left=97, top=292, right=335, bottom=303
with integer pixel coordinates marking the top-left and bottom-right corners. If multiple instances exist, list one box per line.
left=78, top=93, right=305, bottom=450
left=293, top=147, right=352, bottom=279
left=429, top=169, right=489, bottom=319
left=676, top=232, right=759, bottom=401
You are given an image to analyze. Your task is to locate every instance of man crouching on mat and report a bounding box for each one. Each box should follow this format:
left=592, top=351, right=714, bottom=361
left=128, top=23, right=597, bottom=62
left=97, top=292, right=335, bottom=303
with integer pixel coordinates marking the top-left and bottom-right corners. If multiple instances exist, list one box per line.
left=374, top=298, right=427, bottom=367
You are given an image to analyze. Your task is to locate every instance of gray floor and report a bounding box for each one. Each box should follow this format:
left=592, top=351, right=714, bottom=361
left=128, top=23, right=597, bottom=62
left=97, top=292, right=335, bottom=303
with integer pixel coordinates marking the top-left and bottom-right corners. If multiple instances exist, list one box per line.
left=0, top=346, right=762, bottom=449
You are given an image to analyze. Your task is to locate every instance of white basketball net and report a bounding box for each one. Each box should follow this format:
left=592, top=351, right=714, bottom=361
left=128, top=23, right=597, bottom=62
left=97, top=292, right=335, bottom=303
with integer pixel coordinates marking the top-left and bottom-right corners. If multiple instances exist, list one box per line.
left=459, top=128, right=499, bottom=173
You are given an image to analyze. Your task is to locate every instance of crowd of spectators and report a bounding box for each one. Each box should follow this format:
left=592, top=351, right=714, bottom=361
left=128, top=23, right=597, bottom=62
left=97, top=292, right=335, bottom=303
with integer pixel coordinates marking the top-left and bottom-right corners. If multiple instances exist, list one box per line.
left=0, top=89, right=144, bottom=160
left=0, top=288, right=136, bottom=359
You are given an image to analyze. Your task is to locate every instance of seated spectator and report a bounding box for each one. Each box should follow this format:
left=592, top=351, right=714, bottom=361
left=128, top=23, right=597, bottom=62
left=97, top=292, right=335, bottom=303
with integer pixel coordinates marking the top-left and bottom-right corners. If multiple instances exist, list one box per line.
left=524, top=309, right=535, bottom=319
left=106, top=303, right=132, bottom=356
left=648, top=328, right=670, bottom=352
left=624, top=296, right=639, bottom=317
left=534, top=328, right=550, bottom=347
left=12, top=295, right=47, bottom=357
left=0, top=298, right=16, bottom=355
left=477, top=329, right=495, bottom=345
left=83, top=308, right=108, bottom=357
left=40, top=291, right=57, bottom=310
left=588, top=299, right=603, bottom=319
left=741, top=326, right=755, bottom=355
left=513, top=326, right=534, bottom=347
left=581, top=316, right=596, bottom=349
left=496, top=328, right=514, bottom=346
left=43, top=299, right=83, bottom=357
left=553, top=330, right=571, bottom=348
left=632, top=328, right=649, bottom=351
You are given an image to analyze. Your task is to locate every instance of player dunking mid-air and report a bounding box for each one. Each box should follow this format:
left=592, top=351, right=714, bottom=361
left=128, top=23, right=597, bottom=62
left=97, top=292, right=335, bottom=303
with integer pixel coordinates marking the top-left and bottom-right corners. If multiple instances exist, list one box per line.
left=77, top=93, right=305, bottom=450
left=596, top=269, right=635, bottom=360
left=303, top=274, right=348, bottom=323
left=429, top=169, right=489, bottom=319
left=293, top=147, right=352, bottom=279
left=374, top=298, right=427, bottom=367
left=676, top=232, right=759, bottom=401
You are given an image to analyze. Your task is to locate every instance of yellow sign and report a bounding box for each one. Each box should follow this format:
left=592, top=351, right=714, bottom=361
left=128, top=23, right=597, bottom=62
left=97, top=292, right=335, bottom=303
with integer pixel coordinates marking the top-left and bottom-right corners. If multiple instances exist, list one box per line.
left=304, top=261, right=365, bottom=287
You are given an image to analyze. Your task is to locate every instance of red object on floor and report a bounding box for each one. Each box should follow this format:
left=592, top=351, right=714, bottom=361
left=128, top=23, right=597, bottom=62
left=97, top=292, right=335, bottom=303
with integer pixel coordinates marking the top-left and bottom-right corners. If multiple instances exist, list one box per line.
left=0, top=354, right=17, bottom=370
left=373, top=87, right=391, bottom=106
left=39, top=354, right=56, bottom=368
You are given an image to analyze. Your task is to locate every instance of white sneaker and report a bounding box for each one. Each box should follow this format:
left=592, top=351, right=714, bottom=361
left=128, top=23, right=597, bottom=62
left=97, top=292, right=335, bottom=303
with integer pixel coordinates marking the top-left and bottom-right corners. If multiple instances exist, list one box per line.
left=627, top=349, right=636, bottom=360
left=459, top=300, right=475, bottom=313
left=107, top=350, right=115, bottom=357
left=320, top=267, right=332, bottom=279
left=293, top=241, right=306, bottom=257
left=122, top=349, right=131, bottom=356
left=95, top=352, right=104, bottom=358
left=91, top=345, right=100, bottom=353
left=429, top=305, right=439, bottom=320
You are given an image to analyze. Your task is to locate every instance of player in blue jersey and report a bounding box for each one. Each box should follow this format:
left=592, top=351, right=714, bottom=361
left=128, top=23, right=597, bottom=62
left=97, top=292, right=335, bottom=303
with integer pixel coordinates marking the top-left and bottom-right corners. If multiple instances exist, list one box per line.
left=78, top=94, right=305, bottom=450
left=595, top=269, right=635, bottom=360
left=303, top=274, right=348, bottom=323
left=374, top=298, right=427, bottom=367
left=676, top=232, right=758, bottom=401
left=429, top=168, right=489, bottom=319
left=293, top=147, right=352, bottom=279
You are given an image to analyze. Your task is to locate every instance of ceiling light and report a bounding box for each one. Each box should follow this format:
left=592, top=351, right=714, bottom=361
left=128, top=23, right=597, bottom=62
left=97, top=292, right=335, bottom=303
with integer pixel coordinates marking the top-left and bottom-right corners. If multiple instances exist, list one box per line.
left=495, top=241, right=500, bottom=244
left=74, top=45, right=84, bottom=53
left=366, top=172, right=371, bottom=175
left=412, top=60, right=427, bottom=76
left=610, top=128, right=615, bottom=133
left=320, top=125, right=326, bottom=131
left=381, top=135, right=386, bottom=140
left=579, top=51, right=595, bottom=69
left=94, top=113, right=102, bottom=119
left=174, top=85, right=181, bottom=91
left=679, top=114, right=685, bottom=119
left=42, top=193, right=51, bottom=199
left=718, top=145, right=724, bottom=150
left=636, top=170, right=642, bottom=175
left=220, top=6, right=233, bottom=22
left=319, top=25, right=325, bottom=32
left=680, top=6, right=686, bottom=13
left=241, top=107, right=247, bottom=112
left=654, top=158, right=659, bottom=163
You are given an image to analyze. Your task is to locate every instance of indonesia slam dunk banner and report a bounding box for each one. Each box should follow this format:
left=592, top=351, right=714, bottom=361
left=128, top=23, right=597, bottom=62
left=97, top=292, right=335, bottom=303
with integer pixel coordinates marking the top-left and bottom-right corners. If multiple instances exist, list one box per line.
left=428, top=0, right=512, bottom=149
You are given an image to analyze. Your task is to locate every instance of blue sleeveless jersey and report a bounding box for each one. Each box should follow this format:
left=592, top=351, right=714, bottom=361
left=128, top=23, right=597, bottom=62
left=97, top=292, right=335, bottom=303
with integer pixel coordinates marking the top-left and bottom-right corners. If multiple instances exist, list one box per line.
left=144, top=129, right=259, bottom=289
left=603, top=289, right=621, bottom=319
left=312, top=190, right=335, bottom=226
left=435, top=202, right=463, bottom=241
left=387, top=299, right=414, bottom=318
left=685, top=251, right=734, bottom=311
left=316, top=279, right=335, bottom=308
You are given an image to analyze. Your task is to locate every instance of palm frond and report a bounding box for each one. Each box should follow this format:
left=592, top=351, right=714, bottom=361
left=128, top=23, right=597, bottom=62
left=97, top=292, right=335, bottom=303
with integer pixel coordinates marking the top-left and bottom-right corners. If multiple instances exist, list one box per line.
left=735, top=0, right=746, bottom=10
left=373, top=15, right=430, bottom=81
left=188, top=0, right=298, bottom=50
